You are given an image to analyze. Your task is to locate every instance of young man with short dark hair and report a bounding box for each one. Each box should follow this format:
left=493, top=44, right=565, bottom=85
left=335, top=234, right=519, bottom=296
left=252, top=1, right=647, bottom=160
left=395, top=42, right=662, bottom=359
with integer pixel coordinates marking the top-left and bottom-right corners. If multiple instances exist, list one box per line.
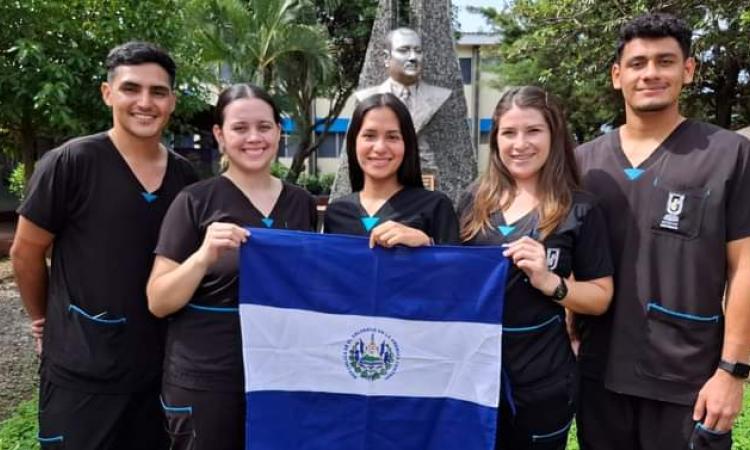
left=575, top=13, right=750, bottom=450
left=10, top=41, right=198, bottom=449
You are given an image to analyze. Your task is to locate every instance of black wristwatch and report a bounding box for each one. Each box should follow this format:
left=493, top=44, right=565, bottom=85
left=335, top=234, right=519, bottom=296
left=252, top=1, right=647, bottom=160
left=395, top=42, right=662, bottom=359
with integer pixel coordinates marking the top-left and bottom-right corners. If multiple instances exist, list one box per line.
left=551, top=275, right=568, bottom=302
left=718, top=359, right=750, bottom=379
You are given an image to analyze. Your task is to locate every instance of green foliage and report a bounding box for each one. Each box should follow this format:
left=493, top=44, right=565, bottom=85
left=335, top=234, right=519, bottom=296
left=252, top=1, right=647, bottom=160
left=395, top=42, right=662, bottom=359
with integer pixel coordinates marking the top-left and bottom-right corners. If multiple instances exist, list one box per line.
left=0, top=0, right=212, bottom=175
left=0, top=397, right=38, bottom=450
left=477, top=0, right=750, bottom=140
left=297, top=173, right=322, bottom=195
left=270, top=160, right=290, bottom=179
left=319, top=172, right=335, bottom=195
left=7, top=163, right=25, bottom=201
left=188, top=0, right=332, bottom=87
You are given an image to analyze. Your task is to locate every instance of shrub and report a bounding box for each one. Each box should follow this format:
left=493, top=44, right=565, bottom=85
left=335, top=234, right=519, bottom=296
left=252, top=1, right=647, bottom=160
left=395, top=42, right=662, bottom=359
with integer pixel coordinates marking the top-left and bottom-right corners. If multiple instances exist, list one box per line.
left=319, top=173, right=335, bottom=195
left=7, top=163, right=25, bottom=201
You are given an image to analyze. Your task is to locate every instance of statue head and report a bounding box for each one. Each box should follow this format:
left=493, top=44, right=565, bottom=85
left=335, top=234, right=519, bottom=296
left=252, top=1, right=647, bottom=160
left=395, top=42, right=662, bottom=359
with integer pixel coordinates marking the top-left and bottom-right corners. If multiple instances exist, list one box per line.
left=384, top=28, right=423, bottom=86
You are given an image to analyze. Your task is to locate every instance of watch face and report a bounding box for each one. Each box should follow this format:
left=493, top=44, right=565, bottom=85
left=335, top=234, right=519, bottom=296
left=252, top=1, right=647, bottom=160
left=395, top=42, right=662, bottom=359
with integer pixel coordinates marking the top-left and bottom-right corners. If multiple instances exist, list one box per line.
left=553, top=277, right=567, bottom=301
left=737, top=363, right=750, bottom=378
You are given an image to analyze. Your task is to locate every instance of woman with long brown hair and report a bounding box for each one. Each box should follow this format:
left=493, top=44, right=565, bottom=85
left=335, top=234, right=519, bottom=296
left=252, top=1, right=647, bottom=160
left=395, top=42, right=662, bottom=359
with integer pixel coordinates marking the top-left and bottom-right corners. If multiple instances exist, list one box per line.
left=458, top=86, right=613, bottom=449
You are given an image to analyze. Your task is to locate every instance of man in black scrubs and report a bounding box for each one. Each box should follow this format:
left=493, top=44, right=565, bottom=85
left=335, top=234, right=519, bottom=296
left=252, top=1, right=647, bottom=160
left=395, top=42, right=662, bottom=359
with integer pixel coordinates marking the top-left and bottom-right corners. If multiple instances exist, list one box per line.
left=575, top=13, right=750, bottom=450
left=10, top=41, right=197, bottom=449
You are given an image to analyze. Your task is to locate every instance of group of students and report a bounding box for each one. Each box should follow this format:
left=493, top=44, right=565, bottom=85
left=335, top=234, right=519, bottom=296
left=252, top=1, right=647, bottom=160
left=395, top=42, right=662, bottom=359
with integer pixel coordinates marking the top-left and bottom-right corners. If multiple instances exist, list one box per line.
left=10, top=11, right=750, bottom=450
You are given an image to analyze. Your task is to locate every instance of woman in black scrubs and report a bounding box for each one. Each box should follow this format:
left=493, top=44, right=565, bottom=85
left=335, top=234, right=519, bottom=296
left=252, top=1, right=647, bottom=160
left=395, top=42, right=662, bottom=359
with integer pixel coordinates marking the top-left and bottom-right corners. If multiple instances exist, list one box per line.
left=324, top=93, right=459, bottom=245
left=458, top=86, right=614, bottom=449
left=146, top=84, right=316, bottom=450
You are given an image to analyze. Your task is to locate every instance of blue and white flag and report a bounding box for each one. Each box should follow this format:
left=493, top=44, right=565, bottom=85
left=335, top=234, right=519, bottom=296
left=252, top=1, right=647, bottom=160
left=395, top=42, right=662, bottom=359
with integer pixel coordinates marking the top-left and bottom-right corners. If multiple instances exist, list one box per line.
left=239, top=229, right=508, bottom=450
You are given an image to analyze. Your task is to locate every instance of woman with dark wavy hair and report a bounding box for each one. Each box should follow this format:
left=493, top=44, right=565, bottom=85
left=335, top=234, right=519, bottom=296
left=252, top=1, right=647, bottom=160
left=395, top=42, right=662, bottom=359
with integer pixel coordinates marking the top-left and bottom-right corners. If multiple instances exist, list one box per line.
left=458, top=86, right=614, bottom=449
left=325, top=93, right=458, bottom=246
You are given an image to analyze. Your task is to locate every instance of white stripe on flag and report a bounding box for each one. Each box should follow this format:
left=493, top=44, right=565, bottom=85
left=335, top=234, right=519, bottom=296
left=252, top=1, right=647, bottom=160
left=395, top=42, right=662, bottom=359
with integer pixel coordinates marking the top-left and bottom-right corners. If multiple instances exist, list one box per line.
left=241, top=304, right=502, bottom=408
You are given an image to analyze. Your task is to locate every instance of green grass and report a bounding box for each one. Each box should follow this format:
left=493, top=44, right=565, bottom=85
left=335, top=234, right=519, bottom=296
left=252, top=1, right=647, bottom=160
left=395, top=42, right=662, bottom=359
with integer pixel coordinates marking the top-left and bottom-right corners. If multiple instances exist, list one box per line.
left=0, top=388, right=748, bottom=449
left=0, top=397, right=38, bottom=450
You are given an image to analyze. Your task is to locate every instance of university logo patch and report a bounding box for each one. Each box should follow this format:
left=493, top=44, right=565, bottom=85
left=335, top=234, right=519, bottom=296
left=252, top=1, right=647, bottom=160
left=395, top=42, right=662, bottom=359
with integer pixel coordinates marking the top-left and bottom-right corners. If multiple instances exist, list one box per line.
left=660, top=192, right=685, bottom=230
left=546, top=248, right=560, bottom=271
left=344, top=328, right=400, bottom=381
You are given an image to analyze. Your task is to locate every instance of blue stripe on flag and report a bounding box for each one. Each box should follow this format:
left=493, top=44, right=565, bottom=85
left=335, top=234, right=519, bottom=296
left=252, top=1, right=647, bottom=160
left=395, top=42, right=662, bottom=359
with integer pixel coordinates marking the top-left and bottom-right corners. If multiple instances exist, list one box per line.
left=239, top=229, right=508, bottom=324
left=246, top=391, right=497, bottom=450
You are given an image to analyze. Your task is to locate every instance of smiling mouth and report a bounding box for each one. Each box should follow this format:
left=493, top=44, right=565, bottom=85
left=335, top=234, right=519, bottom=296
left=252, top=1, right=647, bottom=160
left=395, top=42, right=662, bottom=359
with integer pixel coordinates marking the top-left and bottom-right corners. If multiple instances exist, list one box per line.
left=132, top=112, right=158, bottom=121
left=509, top=153, right=536, bottom=161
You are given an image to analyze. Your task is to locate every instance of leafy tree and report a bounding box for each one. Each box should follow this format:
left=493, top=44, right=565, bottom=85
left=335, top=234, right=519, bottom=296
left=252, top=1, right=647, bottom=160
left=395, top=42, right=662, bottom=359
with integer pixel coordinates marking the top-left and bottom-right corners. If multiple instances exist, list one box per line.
left=0, top=0, right=210, bottom=180
left=473, top=0, right=750, bottom=141
left=190, top=0, right=376, bottom=181
left=281, top=0, right=377, bottom=182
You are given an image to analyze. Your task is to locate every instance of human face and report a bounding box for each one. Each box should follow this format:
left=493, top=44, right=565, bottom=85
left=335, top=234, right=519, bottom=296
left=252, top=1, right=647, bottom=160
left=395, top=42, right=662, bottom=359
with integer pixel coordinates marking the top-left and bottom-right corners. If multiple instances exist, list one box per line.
left=612, top=37, right=695, bottom=114
left=213, top=97, right=280, bottom=174
left=101, top=63, right=175, bottom=140
left=496, top=105, right=551, bottom=184
left=355, top=106, right=405, bottom=186
left=385, top=30, right=423, bottom=85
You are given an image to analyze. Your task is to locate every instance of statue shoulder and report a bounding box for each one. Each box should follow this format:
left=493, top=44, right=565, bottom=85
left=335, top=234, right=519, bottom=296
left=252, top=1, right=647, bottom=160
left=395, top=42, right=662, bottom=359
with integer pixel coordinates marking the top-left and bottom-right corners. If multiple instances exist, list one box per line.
left=355, top=82, right=389, bottom=102
left=419, top=82, right=452, bottom=104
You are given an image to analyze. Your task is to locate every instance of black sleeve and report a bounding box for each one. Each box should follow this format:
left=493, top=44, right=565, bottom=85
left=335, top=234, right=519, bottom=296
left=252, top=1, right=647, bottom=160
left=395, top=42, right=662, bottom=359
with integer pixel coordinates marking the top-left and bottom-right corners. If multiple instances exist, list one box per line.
left=572, top=202, right=614, bottom=281
left=323, top=200, right=346, bottom=234
left=17, top=149, right=74, bottom=234
left=154, top=190, right=202, bottom=263
left=726, top=138, right=750, bottom=241
left=430, top=194, right=460, bottom=245
left=308, top=194, right=318, bottom=232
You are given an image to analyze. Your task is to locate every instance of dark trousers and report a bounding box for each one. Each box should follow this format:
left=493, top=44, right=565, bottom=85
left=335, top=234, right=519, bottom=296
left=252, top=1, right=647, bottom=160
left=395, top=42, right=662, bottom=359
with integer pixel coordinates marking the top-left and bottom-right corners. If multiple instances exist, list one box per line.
left=161, top=382, right=245, bottom=450
left=496, top=373, right=577, bottom=450
left=576, top=377, right=732, bottom=450
left=37, top=374, right=168, bottom=450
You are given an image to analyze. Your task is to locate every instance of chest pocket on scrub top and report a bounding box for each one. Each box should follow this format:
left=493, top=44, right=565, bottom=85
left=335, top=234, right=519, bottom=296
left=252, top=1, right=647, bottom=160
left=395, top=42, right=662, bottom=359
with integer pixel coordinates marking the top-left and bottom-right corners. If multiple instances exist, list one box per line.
left=649, top=177, right=710, bottom=240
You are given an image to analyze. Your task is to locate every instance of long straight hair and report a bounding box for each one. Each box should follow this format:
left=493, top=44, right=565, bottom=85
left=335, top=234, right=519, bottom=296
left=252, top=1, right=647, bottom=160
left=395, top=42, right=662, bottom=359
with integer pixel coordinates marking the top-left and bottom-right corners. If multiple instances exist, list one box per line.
left=346, top=93, right=423, bottom=192
left=460, top=86, right=580, bottom=241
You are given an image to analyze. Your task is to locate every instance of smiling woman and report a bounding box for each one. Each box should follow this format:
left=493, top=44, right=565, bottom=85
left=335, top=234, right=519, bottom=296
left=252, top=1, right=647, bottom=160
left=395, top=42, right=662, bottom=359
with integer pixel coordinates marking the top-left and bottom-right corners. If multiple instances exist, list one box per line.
left=145, top=83, right=317, bottom=450
left=458, top=86, right=614, bottom=450
left=324, top=93, right=459, bottom=246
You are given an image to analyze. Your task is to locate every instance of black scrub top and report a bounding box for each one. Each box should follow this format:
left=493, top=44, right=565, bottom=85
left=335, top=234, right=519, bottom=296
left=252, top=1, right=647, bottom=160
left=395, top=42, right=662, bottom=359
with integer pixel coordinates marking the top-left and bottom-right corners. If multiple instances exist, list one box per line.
left=155, top=176, right=317, bottom=392
left=324, top=186, right=460, bottom=244
left=458, top=189, right=613, bottom=387
left=18, top=132, right=198, bottom=393
left=576, top=120, right=750, bottom=405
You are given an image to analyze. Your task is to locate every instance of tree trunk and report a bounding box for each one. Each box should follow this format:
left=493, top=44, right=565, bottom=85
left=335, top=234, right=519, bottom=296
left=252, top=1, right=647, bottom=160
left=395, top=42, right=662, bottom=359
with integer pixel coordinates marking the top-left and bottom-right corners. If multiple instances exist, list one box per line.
left=20, top=110, right=37, bottom=183
left=287, top=132, right=315, bottom=182
left=714, top=53, right=740, bottom=129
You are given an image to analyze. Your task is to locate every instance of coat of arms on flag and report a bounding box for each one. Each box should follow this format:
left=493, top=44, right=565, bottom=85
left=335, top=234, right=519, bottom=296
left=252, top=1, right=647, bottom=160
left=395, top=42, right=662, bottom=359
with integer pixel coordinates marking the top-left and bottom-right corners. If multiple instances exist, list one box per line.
left=239, top=229, right=508, bottom=450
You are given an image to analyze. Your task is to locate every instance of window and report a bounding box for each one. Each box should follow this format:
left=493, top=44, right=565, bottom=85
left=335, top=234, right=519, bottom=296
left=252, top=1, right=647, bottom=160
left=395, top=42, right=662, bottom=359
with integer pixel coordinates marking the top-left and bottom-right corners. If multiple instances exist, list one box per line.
left=459, top=57, right=473, bottom=85
left=317, top=133, right=342, bottom=158
left=280, top=134, right=299, bottom=157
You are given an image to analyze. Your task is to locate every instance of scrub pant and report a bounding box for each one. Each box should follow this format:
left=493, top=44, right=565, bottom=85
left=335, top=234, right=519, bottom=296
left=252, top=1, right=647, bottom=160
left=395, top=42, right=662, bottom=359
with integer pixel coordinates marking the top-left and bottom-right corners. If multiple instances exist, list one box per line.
left=161, top=382, right=245, bottom=450
left=37, top=374, right=168, bottom=450
left=576, top=377, right=732, bottom=450
left=496, top=372, right=577, bottom=450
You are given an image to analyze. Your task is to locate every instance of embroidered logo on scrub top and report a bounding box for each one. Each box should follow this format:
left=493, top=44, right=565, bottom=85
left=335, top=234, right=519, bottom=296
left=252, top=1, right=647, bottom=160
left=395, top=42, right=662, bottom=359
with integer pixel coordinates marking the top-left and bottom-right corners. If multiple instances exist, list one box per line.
left=660, top=192, right=685, bottom=230
left=546, top=248, right=560, bottom=270
left=624, top=168, right=644, bottom=181
left=141, top=192, right=158, bottom=203
left=361, top=217, right=380, bottom=232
